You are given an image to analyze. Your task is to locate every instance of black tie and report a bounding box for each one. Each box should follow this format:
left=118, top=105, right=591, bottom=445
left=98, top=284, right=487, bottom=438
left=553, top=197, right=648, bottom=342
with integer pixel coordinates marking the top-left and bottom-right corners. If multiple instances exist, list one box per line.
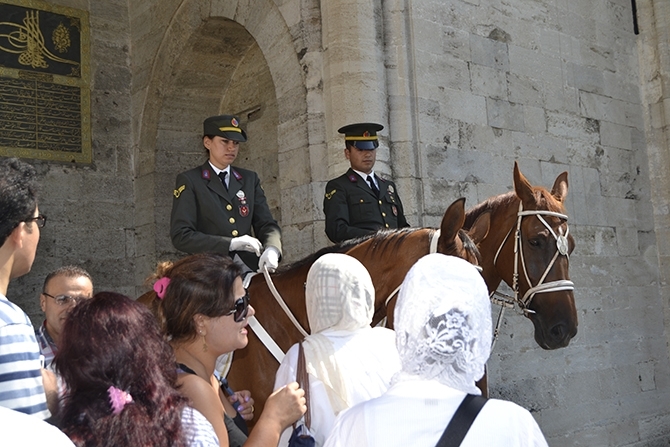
left=367, top=175, right=379, bottom=197
left=218, top=171, right=228, bottom=190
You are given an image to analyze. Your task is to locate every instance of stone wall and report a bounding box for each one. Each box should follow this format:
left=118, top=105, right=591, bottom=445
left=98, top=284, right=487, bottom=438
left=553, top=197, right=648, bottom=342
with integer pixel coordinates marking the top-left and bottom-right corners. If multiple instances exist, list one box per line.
left=4, top=0, right=670, bottom=445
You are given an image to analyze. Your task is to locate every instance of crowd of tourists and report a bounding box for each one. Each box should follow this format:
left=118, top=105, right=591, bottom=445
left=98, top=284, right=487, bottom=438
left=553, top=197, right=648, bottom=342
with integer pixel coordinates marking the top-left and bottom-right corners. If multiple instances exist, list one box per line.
left=0, top=112, right=549, bottom=447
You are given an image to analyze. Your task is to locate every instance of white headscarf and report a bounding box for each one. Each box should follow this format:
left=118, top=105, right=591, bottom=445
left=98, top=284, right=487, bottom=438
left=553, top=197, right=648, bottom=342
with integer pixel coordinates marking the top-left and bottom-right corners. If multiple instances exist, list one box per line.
left=303, top=253, right=375, bottom=413
left=394, top=254, right=491, bottom=394
left=306, top=253, right=375, bottom=333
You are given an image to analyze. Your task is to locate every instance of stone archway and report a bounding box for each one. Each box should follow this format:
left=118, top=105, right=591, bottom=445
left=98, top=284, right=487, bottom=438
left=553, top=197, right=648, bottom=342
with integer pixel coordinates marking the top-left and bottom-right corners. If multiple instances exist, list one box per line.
left=134, top=0, right=310, bottom=283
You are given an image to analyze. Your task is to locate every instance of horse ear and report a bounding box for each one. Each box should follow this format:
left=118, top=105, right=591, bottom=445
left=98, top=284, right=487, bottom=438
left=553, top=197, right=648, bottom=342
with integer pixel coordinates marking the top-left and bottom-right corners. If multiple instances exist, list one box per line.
left=513, top=161, right=535, bottom=205
left=440, top=197, right=466, bottom=242
left=551, top=171, right=569, bottom=203
left=468, top=211, right=490, bottom=245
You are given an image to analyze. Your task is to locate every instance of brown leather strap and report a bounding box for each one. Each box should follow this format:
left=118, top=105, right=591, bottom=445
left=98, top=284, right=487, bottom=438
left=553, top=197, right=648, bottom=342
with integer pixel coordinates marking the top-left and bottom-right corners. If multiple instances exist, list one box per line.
left=296, top=340, right=311, bottom=429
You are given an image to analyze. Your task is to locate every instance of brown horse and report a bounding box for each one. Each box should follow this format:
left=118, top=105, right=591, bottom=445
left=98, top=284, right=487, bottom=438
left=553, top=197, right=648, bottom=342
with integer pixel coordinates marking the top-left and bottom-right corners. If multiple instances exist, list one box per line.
left=464, top=162, right=577, bottom=350
left=224, top=197, right=488, bottom=420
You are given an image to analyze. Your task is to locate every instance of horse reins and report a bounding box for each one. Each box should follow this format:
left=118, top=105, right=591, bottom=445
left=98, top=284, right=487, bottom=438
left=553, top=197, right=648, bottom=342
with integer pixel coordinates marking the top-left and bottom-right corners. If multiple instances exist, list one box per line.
left=489, top=201, right=574, bottom=349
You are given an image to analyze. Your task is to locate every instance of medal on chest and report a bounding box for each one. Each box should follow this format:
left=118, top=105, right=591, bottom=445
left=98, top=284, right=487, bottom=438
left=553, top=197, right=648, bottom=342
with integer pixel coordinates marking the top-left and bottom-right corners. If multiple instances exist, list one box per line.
left=387, top=184, right=396, bottom=203
left=236, top=190, right=249, bottom=217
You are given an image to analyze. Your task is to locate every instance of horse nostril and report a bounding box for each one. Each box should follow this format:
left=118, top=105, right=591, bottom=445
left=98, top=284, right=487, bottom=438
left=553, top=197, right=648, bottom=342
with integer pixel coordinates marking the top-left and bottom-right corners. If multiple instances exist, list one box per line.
left=550, top=323, right=567, bottom=341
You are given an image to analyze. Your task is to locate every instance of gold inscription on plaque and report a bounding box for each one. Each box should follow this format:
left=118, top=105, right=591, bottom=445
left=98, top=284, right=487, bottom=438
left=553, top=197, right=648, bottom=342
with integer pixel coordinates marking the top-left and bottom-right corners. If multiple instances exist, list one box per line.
left=0, top=0, right=90, bottom=163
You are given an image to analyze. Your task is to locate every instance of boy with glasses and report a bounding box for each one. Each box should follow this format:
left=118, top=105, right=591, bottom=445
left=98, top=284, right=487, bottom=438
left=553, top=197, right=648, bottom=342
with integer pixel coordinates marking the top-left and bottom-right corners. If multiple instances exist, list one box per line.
left=0, top=157, right=50, bottom=418
left=36, top=266, right=94, bottom=369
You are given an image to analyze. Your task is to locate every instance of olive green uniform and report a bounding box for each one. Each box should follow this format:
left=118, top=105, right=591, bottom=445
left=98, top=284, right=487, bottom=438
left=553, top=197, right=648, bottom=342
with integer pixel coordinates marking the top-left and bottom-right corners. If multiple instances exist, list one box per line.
left=323, top=168, right=409, bottom=243
left=170, top=162, right=282, bottom=270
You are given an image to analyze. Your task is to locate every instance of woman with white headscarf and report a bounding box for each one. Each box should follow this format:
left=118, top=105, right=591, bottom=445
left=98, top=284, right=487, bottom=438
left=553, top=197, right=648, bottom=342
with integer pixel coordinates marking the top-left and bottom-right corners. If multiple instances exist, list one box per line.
left=324, top=254, right=548, bottom=447
left=274, top=253, right=401, bottom=447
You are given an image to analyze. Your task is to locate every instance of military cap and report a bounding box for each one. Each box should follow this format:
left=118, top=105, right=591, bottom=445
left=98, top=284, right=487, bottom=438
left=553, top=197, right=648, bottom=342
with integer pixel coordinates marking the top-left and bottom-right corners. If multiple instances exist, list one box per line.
left=203, top=115, right=248, bottom=142
left=338, top=122, right=384, bottom=150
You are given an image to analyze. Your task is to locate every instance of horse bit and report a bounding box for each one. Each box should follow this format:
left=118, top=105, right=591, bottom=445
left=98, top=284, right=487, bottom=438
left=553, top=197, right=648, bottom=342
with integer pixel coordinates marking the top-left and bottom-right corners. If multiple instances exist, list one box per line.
left=490, top=202, right=574, bottom=348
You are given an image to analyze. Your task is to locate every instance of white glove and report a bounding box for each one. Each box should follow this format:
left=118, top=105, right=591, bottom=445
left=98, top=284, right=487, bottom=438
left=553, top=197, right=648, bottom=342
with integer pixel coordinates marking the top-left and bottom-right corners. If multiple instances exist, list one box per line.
left=230, top=235, right=263, bottom=256
left=258, top=246, right=280, bottom=272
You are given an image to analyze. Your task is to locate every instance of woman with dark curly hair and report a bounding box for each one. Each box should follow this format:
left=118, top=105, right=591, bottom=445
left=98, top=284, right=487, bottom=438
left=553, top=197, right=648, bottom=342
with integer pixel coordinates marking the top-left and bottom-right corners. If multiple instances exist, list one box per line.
left=152, top=252, right=306, bottom=447
left=54, top=292, right=218, bottom=447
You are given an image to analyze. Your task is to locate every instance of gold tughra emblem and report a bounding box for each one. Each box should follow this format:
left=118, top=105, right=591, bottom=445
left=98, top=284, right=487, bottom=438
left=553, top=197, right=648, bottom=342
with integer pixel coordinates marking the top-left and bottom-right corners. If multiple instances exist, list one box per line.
left=325, top=189, right=337, bottom=200
left=173, top=185, right=185, bottom=198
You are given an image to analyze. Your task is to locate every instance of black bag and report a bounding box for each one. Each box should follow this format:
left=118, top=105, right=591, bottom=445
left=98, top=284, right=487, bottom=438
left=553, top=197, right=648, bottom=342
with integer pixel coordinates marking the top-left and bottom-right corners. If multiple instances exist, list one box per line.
left=287, top=341, right=315, bottom=447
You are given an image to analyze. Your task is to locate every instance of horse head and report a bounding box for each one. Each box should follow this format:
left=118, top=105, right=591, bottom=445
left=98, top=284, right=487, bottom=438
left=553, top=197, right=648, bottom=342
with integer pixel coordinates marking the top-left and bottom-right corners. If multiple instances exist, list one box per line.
left=512, top=162, right=577, bottom=349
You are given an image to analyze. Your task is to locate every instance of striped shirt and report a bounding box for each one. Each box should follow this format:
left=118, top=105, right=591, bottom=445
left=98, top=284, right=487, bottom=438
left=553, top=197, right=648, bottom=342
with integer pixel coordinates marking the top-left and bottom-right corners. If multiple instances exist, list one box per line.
left=182, top=406, right=220, bottom=446
left=0, top=294, right=50, bottom=419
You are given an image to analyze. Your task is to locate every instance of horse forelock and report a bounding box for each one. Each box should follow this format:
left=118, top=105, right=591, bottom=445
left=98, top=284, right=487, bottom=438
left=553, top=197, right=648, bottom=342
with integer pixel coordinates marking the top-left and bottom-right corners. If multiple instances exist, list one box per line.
left=534, top=187, right=566, bottom=214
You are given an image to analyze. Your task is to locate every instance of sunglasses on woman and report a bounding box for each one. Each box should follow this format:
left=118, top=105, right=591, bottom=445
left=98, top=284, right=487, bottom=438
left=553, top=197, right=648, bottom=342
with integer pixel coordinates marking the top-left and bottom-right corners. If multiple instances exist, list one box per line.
left=225, top=292, right=250, bottom=322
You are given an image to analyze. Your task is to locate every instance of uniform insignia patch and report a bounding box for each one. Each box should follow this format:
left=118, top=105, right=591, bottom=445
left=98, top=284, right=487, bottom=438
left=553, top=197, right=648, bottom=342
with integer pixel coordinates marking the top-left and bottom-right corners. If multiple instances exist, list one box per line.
left=231, top=117, right=239, bottom=127
left=239, top=205, right=249, bottom=217
left=173, top=185, right=186, bottom=198
left=388, top=185, right=394, bottom=194
left=392, top=205, right=398, bottom=216
left=325, top=189, right=337, bottom=200
left=232, top=170, right=243, bottom=181
left=348, top=174, right=358, bottom=183
left=202, top=169, right=211, bottom=179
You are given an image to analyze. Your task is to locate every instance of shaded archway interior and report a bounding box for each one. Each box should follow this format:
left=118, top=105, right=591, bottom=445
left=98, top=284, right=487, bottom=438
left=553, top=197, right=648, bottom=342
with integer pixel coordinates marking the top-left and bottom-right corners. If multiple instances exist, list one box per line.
left=153, top=17, right=281, bottom=258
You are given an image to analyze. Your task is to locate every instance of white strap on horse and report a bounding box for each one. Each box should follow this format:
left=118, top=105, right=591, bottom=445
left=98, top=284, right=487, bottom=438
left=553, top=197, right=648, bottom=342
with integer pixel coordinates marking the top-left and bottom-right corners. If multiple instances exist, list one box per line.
left=489, top=202, right=574, bottom=350
left=377, top=230, right=442, bottom=327
left=247, top=315, right=285, bottom=363
left=262, top=266, right=310, bottom=337
left=242, top=271, right=289, bottom=365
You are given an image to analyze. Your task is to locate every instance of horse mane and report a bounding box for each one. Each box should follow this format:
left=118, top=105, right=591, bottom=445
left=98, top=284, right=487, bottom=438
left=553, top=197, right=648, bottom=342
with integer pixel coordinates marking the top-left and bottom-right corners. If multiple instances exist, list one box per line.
left=274, top=228, right=429, bottom=275
left=464, top=191, right=516, bottom=228
left=464, top=186, right=566, bottom=230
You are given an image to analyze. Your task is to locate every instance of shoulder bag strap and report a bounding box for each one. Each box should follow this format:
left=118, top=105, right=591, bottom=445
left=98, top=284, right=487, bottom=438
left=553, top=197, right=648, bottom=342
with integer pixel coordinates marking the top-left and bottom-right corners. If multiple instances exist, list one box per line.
left=435, top=394, right=487, bottom=447
left=296, top=340, right=311, bottom=429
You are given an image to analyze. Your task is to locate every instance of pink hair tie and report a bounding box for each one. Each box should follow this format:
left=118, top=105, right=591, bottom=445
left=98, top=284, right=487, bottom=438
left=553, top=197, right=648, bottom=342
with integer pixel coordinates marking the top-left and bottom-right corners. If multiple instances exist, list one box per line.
left=153, top=277, right=171, bottom=299
left=107, top=386, right=133, bottom=415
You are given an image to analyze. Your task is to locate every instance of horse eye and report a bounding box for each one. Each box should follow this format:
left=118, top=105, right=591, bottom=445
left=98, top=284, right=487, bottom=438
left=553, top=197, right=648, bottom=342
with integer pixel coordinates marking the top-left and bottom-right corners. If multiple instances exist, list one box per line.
left=528, top=238, right=541, bottom=247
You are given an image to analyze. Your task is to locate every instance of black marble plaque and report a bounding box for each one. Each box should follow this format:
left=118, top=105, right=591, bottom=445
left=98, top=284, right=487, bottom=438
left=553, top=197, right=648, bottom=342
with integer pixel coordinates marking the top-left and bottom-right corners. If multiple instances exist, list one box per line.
left=0, top=0, right=90, bottom=163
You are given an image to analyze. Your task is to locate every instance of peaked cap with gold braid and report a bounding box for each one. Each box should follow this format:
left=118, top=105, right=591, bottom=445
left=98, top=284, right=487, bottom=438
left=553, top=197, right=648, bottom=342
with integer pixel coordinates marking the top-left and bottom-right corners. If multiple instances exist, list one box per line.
left=338, top=122, right=383, bottom=150
left=203, top=115, right=248, bottom=142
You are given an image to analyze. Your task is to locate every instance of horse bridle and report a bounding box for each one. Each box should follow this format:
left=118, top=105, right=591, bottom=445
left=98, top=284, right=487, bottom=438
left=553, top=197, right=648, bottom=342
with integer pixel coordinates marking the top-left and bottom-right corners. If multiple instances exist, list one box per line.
left=490, top=202, right=574, bottom=347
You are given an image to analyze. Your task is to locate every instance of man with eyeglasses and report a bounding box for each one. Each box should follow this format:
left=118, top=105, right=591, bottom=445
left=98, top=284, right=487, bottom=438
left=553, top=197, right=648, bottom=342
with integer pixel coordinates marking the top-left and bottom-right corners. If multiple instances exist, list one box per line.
left=323, top=123, right=409, bottom=243
left=36, top=266, right=94, bottom=369
left=0, top=158, right=51, bottom=419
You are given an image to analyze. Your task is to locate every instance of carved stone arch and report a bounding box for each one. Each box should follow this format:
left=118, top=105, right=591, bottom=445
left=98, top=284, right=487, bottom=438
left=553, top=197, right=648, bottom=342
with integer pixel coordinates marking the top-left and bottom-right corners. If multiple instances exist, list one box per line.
left=135, top=0, right=308, bottom=276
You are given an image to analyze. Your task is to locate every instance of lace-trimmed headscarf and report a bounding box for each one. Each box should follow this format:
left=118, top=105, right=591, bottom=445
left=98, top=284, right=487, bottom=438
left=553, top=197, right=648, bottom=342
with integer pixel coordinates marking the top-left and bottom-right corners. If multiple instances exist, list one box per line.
left=303, top=253, right=376, bottom=413
left=394, top=254, right=491, bottom=394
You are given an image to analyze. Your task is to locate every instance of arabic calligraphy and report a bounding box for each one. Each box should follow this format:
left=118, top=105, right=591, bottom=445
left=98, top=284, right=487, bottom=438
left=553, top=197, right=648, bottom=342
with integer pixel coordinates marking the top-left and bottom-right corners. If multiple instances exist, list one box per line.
left=0, top=75, right=81, bottom=152
left=0, top=1, right=90, bottom=163
left=0, top=10, right=78, bottom=69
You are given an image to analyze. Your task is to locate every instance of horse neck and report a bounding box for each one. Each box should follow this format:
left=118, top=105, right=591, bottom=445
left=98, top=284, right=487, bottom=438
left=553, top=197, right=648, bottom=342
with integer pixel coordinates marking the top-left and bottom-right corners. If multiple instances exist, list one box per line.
left=348, top=229, right=434, bottom=307
left=470, top=195, right=520, bottom=293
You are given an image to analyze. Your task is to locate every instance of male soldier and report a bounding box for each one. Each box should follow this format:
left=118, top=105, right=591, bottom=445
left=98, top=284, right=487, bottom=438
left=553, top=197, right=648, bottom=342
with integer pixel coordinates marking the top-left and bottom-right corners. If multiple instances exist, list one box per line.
left=323, top=122, right=409, bottom=243
left=36, top=266, right=94, bottom=369
left=170, top=115, right=282, bottom=272
left=0, top=158, right=50, bottom=418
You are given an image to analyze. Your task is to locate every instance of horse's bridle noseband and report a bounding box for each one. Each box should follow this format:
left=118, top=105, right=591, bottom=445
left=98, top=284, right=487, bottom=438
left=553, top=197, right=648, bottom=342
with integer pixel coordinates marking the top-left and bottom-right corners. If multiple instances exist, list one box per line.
left=490, top=202, right=574, bottom=346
